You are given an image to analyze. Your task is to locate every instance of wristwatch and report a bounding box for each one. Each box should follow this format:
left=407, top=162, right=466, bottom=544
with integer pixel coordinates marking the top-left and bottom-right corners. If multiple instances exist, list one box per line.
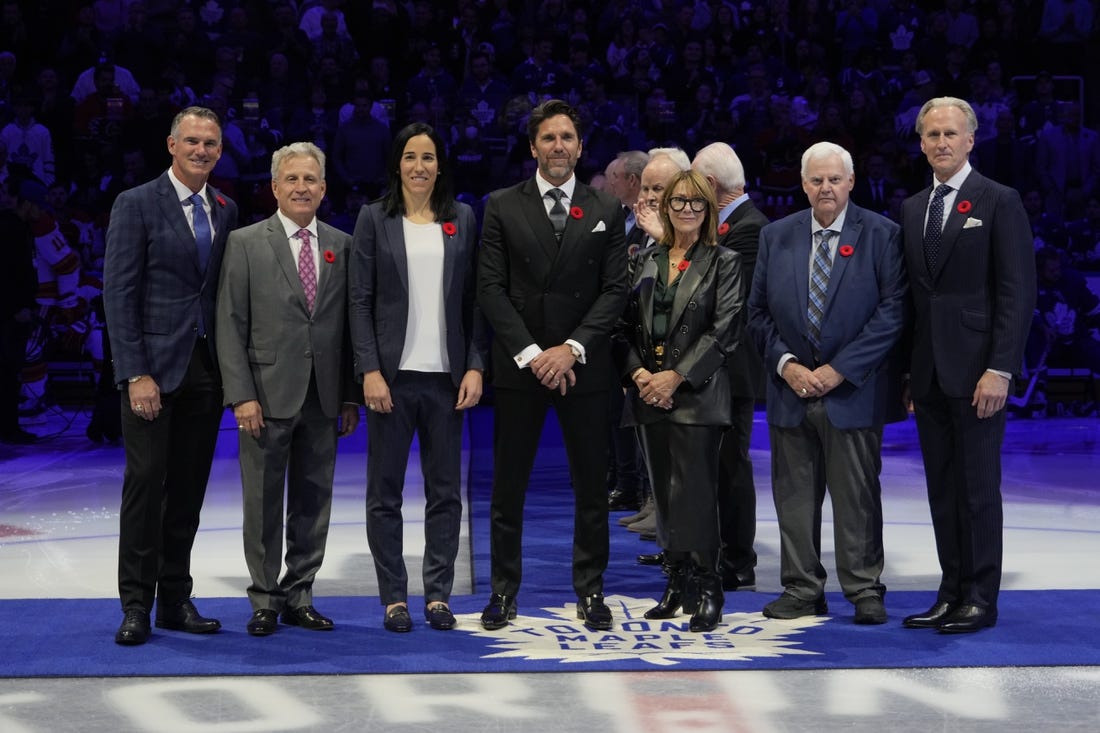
left=128, top=375, right=147, bottom=383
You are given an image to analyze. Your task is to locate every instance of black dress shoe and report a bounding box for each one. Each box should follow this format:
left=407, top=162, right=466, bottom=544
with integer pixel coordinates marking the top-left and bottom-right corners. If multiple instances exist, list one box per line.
left=384, top=604, right=413, bottom=632
left=480, top=593, right=517, bottom=630
left=721, top=569, right=756, bottom=591
left=902, top=600, right=955, bottom=629
left=637, top=552, right=663, bottom=566
left=115, top=609, right=151, bottom=645
left=607, top=488, right=640, bottom=511
left=938, top=604, right=997, bottom=634
left=282, top=605, right=334, bottom=630
left=247, top=609, right=278, bottom=636
left=155, top=599, right=221, bottom=634
left=425, top=603, right=456, bottom=630
left=854, top=595, right=888, bottom=625
left=577, top=594, right=613, bottom=630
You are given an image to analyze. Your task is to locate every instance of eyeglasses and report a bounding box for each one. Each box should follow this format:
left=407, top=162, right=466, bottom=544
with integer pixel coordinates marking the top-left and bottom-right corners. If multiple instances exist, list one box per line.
left=668, top=196, right=707, bottom=212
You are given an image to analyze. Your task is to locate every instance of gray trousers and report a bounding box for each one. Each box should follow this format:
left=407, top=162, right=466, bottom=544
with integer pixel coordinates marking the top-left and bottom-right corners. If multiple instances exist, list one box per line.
left=769, top=399, right=886, bottom=603
left=240, top=379, right=336, bottom=612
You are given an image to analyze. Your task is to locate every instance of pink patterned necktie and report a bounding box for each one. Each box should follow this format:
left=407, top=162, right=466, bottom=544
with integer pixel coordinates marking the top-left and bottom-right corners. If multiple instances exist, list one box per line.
left=298, top=228, right=316, bottom=312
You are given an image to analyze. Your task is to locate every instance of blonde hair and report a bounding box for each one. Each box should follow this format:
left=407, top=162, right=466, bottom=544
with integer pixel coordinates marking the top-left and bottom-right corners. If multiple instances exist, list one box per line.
left=657, top=170, right=719, bottom=247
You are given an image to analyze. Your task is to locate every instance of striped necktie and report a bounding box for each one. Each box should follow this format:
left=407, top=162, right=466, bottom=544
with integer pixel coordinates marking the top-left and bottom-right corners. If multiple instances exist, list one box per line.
left=807, top=228, right=834, bottom=353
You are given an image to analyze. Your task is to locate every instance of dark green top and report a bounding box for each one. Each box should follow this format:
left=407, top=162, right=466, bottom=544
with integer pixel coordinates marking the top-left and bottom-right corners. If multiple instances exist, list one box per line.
left=652, top=242, right=699, bottom=341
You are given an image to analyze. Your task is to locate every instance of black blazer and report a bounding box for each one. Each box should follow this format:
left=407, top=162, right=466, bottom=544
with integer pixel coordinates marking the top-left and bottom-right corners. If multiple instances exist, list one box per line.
left=477, top=178, right=627, bottom=393
left=901, top=169, right=1035, bottom=399
left=617, top=242, right=743, bottom=426
left=717, top=199, right=769, bottom=400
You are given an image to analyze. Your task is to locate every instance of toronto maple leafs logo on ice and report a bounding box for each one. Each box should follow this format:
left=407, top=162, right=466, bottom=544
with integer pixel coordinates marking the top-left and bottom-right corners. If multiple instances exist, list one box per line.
left=458, top=595, right=828, bottom=666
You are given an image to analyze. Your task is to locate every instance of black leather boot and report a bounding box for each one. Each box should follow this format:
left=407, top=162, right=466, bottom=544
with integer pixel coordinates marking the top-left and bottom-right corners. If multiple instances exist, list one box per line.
left=689, top=571, right=724, bottom=632
left=644, top=560, right=689, bottom=619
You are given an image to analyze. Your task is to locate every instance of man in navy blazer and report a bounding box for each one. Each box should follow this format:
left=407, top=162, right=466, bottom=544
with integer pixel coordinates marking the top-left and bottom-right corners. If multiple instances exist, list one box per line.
left=901, top=97, right=1035, bottom=634
left=748, top=141, right=906, bottom=625
left=477, top=99, right=627, bottom=631
left=104, top=107, right=239, bottom=645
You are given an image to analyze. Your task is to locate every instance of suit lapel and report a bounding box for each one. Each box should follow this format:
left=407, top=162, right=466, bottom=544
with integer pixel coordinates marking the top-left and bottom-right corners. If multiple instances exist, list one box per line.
left=637, top=251, right=658, bottom=354
left=824, top=209, right=863, bottom=315
left=156, top=176, right=201, bottom=273
left=669, top=243, right=715, bottom=328
left=786, top=212, right=812, bottom=327
left=441, top=217, right=458, bottom=300
left=382, top=214, right=410, bottom=295
left=933, top=172, right=986, bottom=281
left=267, top=216, right=310, bottom=312
left=520, top=179, right=559, bottom=264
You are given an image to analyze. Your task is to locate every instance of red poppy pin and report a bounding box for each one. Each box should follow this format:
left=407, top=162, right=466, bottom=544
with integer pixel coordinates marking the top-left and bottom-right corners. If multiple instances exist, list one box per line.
left=569, top=206, right=584, bottom=219
left=323, top=250, right=335, bottom=263
left=718, top=222, right=730, bottom=235
left=839, top=245, right=854, bottom=257
left=956, top=200, right=972, bottom=214
left=215, top=194, right=226, bottom=207
left=442, top=221, right=457, bottom=237
left=677, top=260, right=690, bottom=271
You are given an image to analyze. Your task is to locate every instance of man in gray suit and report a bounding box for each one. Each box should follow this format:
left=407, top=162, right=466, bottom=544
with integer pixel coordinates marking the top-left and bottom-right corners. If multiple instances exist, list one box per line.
left=215, top=142, right=359, bottom=637
left=105, top=106, right=238, bottom=646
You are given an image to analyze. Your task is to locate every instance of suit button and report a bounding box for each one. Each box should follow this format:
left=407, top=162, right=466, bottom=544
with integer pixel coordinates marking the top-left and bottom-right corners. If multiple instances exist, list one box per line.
left=574, top=291, right=580, bottom=298
left=688, top=301, right=697, bottom=310
left=304, top=350, right=312, bottom=358
left=672, top=348, right=680, bottom=358
left=680, top=325, right=688, bottom=334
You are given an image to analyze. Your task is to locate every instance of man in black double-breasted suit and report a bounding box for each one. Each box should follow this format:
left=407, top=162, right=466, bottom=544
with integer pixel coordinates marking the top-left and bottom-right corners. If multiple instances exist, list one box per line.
left=476, top=99, right=627, bottom=631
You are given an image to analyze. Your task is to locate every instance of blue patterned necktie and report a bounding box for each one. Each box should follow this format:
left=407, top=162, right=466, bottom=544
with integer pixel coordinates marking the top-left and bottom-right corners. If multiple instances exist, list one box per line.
left=547, top=188, right=567, bottom=242
left=807, top=228, right=834, bottom=353
left=189, top=193, right=212, bottom=272
left=923, top=183, right=951, bottom=272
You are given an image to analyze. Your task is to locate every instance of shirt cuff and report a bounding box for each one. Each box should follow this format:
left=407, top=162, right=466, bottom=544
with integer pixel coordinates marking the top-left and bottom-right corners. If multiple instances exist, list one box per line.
left=565, top=339, right=586, bottom=364
left=986, top=368, right=1012, bottom=381
left=513, top=344, right=542, bottom=369
left=778, top=353, right=798, bottom=377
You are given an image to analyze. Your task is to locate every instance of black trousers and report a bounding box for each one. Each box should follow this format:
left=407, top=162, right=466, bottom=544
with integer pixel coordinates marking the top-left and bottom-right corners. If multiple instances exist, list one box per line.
left=117, top=340, right=223, bottom=612
left=717, top=395, right=758, bottom=574
left=489, top=387, right=610, bottom=598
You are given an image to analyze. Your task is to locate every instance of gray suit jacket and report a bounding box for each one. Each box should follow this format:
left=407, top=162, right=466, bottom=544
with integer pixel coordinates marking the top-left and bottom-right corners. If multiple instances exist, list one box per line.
left=215, top=214, right=355, bottom=418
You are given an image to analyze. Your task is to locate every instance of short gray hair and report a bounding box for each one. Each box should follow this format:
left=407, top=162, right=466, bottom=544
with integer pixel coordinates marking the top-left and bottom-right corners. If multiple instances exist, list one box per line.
left=647, top=146, right=691, bottom=171
left=692, top=142, right=746, bottom=193
left=915, top=96, right=978, bottom=136
left=271, top=141, right=327, bottom=180
left=617, top=150, right=650, bottom=179
left=800, top=141, right=854, bottom=179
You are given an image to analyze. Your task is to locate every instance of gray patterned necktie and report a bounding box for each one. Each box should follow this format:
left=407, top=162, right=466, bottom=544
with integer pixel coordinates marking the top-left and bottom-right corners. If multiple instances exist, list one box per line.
left=807, top=229, right=834, bottom=352
left=547, top=188, right=567, bottom=242
left=923, top=183, right=951, bottom=272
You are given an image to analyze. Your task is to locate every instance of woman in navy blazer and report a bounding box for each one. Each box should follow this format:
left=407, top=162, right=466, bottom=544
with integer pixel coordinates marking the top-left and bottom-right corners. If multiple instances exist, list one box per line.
left=349, top=123, right=488, bottom=633
left=616, top=170, right=743, bottom=632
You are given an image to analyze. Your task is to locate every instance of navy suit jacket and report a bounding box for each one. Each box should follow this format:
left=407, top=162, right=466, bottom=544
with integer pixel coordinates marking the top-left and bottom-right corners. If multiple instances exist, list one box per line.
left=348, top=201, right=488, bottom=387
left=901, top=169, right=1035, bottom=399
left=748, top=203, right=907, bottom=429
left=103, top=172, right=238, bottom=392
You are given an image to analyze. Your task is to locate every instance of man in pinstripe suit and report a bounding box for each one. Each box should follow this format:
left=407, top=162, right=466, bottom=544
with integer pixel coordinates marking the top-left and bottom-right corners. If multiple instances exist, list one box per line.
left=104, top=107, right=239, bottom=645
left=901, top=97, right=1035, bottom=634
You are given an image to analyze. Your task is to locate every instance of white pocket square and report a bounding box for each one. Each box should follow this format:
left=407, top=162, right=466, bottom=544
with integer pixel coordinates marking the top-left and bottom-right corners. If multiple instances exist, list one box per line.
left=963, top=217, right=983, bottom=229
left=592, top=220, right=607, bottom=232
